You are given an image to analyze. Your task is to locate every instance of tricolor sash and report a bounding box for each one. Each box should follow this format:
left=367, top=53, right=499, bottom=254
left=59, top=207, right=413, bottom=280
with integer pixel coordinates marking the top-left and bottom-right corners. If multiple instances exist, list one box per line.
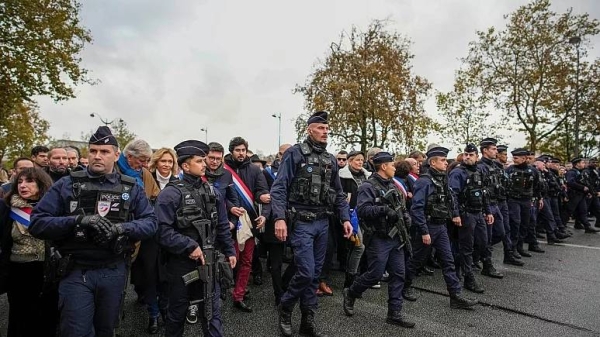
left=9, top=207, right=32, bottom=228
left=223, top=164, right=256, bottom=212
left=408, top=173, right=419, bottom=183
left=264, top=166, right=276, bottom=180
left=392, top=177, right=408, bottom=197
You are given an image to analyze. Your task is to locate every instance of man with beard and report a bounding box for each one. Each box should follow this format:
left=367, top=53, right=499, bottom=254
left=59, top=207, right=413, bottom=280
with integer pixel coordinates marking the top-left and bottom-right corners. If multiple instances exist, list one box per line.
left=271, top=111, right=353, bottom=337
left=477, top=139, right=523, bottom=267
left=223, top=137, right=270, bottom=313
left=46, top=148, right=70, bottom=182
left=65, top=147, right=84, bottom=171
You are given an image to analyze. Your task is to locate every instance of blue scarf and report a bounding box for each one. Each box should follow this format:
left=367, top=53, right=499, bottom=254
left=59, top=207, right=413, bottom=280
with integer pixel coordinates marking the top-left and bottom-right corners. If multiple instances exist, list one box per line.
left=117, top=153, right=144, bottom=188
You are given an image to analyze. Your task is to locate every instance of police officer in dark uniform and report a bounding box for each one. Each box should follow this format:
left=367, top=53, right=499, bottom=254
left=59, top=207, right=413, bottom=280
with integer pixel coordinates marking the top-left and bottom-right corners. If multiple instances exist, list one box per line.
left=506, top=148, right=543, bottom=259
left=583, top=158, right=600, bottom=227
left=29, top=126, right=157, bottom=337
left=402, top=146, right=477, bottom=309
left=156, top=140, right=237, bottom=337
left=545, top=157, right=572, bottom=236
left=271, top=111, right=353, bottom=337
left=449, top=144, right=502, bottom=294
left=477, top=139, right=523, bottom=267
left=564, top=158, right=600, bottom=233
left=533, top=157, right=567, bottom=244
left=342, top=152, right=414, bottom=328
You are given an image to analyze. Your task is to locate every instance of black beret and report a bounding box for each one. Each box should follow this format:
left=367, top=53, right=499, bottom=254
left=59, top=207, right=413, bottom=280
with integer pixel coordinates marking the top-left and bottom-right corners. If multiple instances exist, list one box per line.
left=372, top=151, right=394, bottom=165
left=571, top=157, right=584, bottom=165
left=426, top=146, right=450, bottom=158
left=89, top=126, right=118, bottom=147
left=497, top=145, right=508, bottom=153
left=174, top=140, right=209, bottom=164
left=464, top=144, right=478, bottom=153
left=479, top=138, right=497, bottom=147
left=348, top=150, right=364, bottom=159
left=511, top=148, right=529, bottom=156
left=307, top=111, right=328, bottom=125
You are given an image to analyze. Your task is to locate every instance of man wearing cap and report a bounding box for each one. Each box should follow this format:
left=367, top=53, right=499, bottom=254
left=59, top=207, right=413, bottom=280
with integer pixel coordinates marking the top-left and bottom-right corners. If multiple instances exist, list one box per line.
left=449, top=144, right=502, bottom=294
left=563, top=158, right=600, bottom=233
left=583, top=158, right=600, bottom=228
left=477, top=139, right=524, bottom=267
left=496, top=145, right=509, bottom=168
left=29, top=126, right=158, bottom=337
left=546, top=157, right=572, bottom=236
left=342, top=151, right=415, bottom=328
left=271, top=111, right=353, bottom=337
left=156, top=140, right=238, bottom=337
left=533, top=157, right=568, bottom=244
left=506, top=148, right=544, bottom=259
left=402, top=146, right=477, bottom=310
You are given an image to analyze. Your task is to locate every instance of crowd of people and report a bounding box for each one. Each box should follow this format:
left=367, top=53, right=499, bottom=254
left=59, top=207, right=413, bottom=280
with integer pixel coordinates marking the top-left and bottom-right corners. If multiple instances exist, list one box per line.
left=0, top=110, right=599, bottom=337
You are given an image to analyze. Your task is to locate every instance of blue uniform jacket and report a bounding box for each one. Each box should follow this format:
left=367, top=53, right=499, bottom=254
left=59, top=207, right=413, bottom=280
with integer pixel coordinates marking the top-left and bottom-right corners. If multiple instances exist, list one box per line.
left=410, top=171, right=454, bottom=236
left=156, top=174, right=235, bottom=258
left=449, top=164, right=491, bottom=217
left=505, top=164, right=540, bottom=198
left=356, top=173, right=389, bottom=221
left=29, top=170, right=157, bottom=242
left=566, top=168, right=586, bottom=193
left=270, top=143, right=350, bottom=222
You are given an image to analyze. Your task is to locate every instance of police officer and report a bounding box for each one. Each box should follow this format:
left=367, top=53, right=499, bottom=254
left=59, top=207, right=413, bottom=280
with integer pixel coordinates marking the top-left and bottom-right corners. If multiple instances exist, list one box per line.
left=506, top=148, right=543, bottom=259
left=478, top=139, right=523, bottom=267
left=583, top=158, right=600, bottom=227
left=545, top=157, right=571, bottom=237
left=342, top=152, right=414, bottom=328
left=449, top=144, right=502, bottom=294
left=402, top=146, right=477, bottom=309
left=29, top=126, right=157, bottom=337
left=533, top=157, right=567, bottom=244
left=271, top=111, right=352, bottom=337
left=156, top=140, right=237, bottom=337
left=564, top=158, right=600, bottom=233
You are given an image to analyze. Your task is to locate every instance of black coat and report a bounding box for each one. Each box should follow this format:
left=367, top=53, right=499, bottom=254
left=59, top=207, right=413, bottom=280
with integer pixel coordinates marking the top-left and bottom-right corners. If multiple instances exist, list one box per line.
left=0, top=199, right=12, bottom=294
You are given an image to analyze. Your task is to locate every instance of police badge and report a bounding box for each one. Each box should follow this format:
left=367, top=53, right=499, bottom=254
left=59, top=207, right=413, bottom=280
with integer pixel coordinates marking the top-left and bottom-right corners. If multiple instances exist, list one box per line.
left=97, top=201, right=111, bottom=217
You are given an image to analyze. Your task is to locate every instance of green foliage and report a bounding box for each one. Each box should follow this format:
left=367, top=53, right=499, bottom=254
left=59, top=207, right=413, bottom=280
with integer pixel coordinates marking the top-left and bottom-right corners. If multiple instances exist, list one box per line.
left=0, top=102, right=50, bottom=163
left=295, top=20, right=437, bottom=153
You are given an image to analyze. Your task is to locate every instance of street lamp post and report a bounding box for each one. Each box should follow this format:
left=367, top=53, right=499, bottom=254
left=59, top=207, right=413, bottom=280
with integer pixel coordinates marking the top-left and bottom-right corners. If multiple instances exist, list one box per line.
left=200, top=128, right=208, bottom=143
left=569, top=36, right=582, bottom=158
left=90, top=113, right=123, bottom=127
left=272, top=113, right=282, bottom=147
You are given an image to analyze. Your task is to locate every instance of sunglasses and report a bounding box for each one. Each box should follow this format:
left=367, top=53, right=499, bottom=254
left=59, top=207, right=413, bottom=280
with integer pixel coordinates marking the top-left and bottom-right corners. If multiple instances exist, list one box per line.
left=337, top=158, right=347, bottom=162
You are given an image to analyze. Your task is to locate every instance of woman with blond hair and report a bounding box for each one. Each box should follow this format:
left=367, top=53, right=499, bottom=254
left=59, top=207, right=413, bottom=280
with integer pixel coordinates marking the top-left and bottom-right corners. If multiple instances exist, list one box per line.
left=149, top=147, right=179, bottom=190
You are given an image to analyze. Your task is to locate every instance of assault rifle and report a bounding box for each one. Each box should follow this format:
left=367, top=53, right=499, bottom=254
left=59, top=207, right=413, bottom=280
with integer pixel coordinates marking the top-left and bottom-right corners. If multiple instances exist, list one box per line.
left=380, top=189, right=412, bottom=255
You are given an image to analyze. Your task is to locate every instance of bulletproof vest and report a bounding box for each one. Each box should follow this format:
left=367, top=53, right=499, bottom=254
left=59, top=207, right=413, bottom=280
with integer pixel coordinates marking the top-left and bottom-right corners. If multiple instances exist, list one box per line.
left=58, top=171, right=135, bottom=263
left=479, top=160, right=502, bottom=202
left=362, top=176, right=400, bottom=232
left=535, top=170, right=548, bottom=197
left=508, top=165, right=534, bottom=198
left=546, top=170, right=561, bottom=197
left=288, top=142, right=333, bottom=207
left=583, top=168, right=600, bottom=193
left=458, top=166, right=484, bottom=211
left=497, top=163, right=509, bottom=200
left=421, top=173, right=452, bottom=222
left=170, top=180, right=218, bottom=246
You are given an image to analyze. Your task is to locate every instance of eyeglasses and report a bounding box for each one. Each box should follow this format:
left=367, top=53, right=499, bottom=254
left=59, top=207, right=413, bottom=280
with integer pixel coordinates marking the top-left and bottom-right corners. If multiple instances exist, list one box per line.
left=207, top=156, right=222, bottom=162
left=337, top=158, right=347, bottom=162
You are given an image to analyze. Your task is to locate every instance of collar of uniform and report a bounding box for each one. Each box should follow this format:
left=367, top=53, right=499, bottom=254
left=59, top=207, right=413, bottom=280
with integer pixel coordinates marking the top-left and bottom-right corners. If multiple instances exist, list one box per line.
left=85, top=168, right=119, bottom=184
left=181, top=172, right=204, bottom=187
left=481, top=157, right=495, bottom=166
left=372, top=172, right=391, bottom=184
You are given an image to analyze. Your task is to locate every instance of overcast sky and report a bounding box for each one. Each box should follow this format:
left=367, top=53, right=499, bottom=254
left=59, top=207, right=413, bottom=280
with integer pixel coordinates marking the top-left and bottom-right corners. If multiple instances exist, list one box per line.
left=36, top=0, right=600, bottom=156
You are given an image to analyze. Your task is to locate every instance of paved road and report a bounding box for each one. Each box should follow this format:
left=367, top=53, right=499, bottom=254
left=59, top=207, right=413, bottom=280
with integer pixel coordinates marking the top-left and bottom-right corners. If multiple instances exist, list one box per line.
left=2, top=221, right=600, bottom=337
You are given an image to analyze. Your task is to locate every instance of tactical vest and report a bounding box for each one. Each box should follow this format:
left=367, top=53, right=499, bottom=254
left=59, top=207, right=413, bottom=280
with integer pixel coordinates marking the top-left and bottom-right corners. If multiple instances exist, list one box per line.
left=170, top=180, right=218, bottom=247
left=58, top=171, right=135, bottom=264
left=421, top=173, right=452, bottom=222
left=536, top=170, right=548, bottom=198
left=288, top=142, right=333, bottom=207
left=546, top=170, right=561, bottom=197
left=480, top=160, right=502, bottom=202
left=362, top=177, right=402, bottom=233
left=507, top=166, right=534, bottom=199
left=458, top=166, right=484, bottom=211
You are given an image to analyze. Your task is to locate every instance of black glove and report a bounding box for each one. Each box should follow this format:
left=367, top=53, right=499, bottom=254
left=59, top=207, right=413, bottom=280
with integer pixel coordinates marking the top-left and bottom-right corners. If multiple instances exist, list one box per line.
left=403, top=213, right=412, bottom=227
left=77, top=214, right=103, bottom=227
left=91, top=219, right=122, bottom=247
left=385, top=207, right=399, bottom=223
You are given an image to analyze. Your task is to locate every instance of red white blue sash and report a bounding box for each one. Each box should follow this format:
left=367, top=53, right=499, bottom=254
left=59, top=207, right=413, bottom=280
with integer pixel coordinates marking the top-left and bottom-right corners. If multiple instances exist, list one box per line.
left=223, top=164, right=255, bottom=211
left=408, top=173, right=419, bottom=183
left=9, top=207, right=32, bottom=228
left=392, top=177, right=408, bottom=197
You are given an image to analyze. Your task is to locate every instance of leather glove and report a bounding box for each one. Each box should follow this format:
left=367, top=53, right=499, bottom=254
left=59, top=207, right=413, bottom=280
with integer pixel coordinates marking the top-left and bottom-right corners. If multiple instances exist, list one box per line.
left=385, top=207, right=399, bottom=223
left=91, top=218, right=123, bottom=247
left=76, top=214, right=103, bottom=227
left=403, top=213, right=412, bottom=227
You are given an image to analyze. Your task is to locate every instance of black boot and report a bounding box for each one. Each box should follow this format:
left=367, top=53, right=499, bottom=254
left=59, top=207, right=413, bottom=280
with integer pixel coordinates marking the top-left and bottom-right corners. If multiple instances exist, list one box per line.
left=584, top=227, right=600, bottom=233
left=517, top=242, right=532, bottom=257
left=546, top=234, right=563, bottom=245
left=386, top=310, right=415, bottom=328
left=147, top=316, right=159, bottom=334
left=464, top=274, right=485, bottom=293
left=278, top=304, right=293, bottom=337
left=342, top=288, right=356, bottom=317
left=450, top=293, right=478, bottom=310
left=528, top=244, right=545, bottom=253
left=343, top=273, right=356, bottom=289
left=503, top=253, right=524, bottom=266
left=511, top=248, right=522, bottom=259
left=299, top=308, right=327, bottom=337
left=481, top=260, right=504, bottom=279
left=402, top=286, right=417, bottom=302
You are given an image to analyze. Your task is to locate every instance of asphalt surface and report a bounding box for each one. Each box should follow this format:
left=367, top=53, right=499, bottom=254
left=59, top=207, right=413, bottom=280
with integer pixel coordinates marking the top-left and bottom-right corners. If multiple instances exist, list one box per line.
left=1, top=220, right=600, bottom=337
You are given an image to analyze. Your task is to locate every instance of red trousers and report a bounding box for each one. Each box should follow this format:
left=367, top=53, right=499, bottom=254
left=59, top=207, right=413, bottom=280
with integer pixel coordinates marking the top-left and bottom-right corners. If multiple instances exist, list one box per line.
left=232, top=238, right=255, bottom=301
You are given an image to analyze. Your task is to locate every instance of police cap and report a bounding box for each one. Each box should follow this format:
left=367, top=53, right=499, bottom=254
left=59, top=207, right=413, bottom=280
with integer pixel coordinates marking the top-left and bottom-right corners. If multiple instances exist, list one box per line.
left=372, top=151, right=394, bottom=165
left=571, top=157, right=584, bottom=165
left=307, top=111, right=328, bottom=125
left=479, top=138, right=497, bottom=147
left=426, top=146, right=450, bottom=158
left=174, top=140, right=209, bottom=165
left=89, top=126, right=118, bottom=147
left=464, top=144, right=478, bottom=153
left=511, top=148, right=529, bottom=157
left=497, top=145, right=508, bottom=153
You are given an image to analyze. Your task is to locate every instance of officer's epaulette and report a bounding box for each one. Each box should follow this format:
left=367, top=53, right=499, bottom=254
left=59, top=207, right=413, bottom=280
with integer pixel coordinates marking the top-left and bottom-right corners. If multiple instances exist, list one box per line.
left=69, top=170, right=87, bottom=179
left=119, top=174, right=136, bottom=187
left=299, top=143, right=312, bottom=155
